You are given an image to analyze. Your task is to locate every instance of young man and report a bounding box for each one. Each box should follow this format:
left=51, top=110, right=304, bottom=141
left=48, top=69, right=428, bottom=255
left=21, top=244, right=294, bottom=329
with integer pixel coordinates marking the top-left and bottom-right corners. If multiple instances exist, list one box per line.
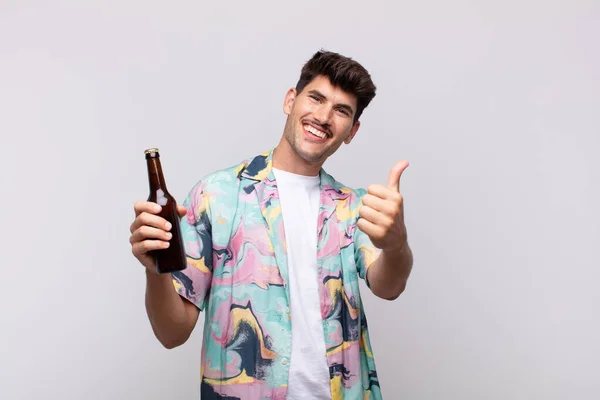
left=129, top=50, right=413, bottom=399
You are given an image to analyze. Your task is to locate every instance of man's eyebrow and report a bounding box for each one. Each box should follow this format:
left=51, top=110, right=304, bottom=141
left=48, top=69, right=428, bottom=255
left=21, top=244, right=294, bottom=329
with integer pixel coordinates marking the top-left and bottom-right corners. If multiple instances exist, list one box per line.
left=307, top=89, right=355, bottom=115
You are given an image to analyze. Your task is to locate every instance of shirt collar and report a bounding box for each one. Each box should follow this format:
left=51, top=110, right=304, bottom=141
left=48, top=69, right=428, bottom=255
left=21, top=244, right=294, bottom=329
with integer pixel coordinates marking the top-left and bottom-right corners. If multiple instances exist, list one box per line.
left=239, top=148, right=348, bottom=201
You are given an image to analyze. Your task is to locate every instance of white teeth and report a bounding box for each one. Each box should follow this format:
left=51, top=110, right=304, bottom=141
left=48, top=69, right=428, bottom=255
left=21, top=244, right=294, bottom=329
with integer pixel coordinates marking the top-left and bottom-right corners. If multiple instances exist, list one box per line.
left=304, top=124, right=326, bottom=139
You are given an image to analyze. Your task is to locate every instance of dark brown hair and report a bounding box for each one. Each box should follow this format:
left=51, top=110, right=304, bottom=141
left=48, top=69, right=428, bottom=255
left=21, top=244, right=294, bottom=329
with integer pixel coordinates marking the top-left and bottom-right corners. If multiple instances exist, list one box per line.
left=295, top=50, right=377, bottom=123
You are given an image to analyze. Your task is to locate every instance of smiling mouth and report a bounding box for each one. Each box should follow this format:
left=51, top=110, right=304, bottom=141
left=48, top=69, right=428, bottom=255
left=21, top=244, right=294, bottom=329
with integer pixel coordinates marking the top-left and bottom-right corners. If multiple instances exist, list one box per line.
left=303, top=124, right=329, bottom=139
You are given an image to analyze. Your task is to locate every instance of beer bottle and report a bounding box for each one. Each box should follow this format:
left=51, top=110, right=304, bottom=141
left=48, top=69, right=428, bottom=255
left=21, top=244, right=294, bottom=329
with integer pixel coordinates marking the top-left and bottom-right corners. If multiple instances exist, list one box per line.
left=144, top=148, right=187, bottom=274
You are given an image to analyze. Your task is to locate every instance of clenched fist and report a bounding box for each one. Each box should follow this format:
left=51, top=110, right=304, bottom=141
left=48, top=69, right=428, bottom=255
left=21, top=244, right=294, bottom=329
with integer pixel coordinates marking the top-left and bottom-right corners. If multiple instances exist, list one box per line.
left=129, top=201, right=187, bottom=273
left=357, top=160, right=409, bottom=253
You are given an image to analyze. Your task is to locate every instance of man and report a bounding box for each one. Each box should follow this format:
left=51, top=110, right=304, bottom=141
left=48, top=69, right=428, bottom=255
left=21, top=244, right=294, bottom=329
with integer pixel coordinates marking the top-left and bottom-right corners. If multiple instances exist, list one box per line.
left=129, top=50, right=413, bottom=399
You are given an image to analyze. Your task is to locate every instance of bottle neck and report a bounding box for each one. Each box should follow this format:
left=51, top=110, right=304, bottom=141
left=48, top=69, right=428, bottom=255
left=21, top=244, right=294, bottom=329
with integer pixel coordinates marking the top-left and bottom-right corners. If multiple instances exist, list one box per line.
left=146, top=156, right=168, bottom=192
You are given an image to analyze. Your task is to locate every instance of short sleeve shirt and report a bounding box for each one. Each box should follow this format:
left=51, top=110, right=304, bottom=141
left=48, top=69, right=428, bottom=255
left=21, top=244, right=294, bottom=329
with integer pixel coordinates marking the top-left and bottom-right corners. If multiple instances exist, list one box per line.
left=172, top=149, right=383, bottom=399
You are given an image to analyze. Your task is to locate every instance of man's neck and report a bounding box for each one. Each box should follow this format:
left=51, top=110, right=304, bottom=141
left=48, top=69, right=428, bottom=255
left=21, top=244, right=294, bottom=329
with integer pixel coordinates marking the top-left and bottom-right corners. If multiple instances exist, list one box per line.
left=272, top=141, right=323, bottom=177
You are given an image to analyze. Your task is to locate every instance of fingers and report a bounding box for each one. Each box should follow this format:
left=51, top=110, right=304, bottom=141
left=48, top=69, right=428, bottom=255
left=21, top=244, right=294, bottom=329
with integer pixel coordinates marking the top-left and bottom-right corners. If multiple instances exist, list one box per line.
left=367, top=184, right=402, bottom=202
left=131, top=201, right=166, bottom=232
left=133, top=201, right=187, bottom=219
left=130, top=211, right=172, bottom=233
left=131, top=240, right=170, bottom=257
left=362, top=193, right=398, bottom=214
left=129, top=216, right=173, bottom=259
left=130, top=201, right=185, bottom=261
left=134, top=201, right=162, bottom=216
left=357, top=217, right=384, bottom=240
left=130, top=225, right=172, bottom=244
left=359, top=205, right=392, bottom=228
left=387, top=160, right=409, bottom=192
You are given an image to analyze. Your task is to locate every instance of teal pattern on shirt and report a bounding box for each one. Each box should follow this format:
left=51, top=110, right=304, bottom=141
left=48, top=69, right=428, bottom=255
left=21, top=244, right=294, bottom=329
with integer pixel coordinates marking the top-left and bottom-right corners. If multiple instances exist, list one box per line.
left=172, top=149, right=382, bottom=400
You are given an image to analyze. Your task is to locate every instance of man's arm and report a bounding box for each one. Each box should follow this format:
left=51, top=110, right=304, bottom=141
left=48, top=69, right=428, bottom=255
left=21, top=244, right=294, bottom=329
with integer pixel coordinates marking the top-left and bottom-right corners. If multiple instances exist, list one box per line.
left=145, top=271, right=200, bottom=349
left=357, top=159, right=413, bottom=300
left=366, top=242, right=413, bottom=300
left=130, top=201, right=202, bottom=349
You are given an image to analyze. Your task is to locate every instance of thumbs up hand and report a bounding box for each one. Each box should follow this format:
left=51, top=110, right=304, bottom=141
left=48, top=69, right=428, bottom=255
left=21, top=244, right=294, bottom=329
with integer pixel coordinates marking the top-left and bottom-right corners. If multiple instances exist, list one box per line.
left=357, top=160, right=409, bottom=253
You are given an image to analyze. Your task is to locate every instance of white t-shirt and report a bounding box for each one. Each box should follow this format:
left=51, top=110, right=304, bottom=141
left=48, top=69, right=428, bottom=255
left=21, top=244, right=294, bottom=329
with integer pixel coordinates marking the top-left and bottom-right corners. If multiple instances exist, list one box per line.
left=272, top=168, right=331, bottom=400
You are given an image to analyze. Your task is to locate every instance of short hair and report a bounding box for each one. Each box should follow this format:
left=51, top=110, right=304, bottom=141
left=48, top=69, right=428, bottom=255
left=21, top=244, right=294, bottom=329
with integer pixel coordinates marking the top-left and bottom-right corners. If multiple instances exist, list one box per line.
left=295, top=50, right=377, bottom=123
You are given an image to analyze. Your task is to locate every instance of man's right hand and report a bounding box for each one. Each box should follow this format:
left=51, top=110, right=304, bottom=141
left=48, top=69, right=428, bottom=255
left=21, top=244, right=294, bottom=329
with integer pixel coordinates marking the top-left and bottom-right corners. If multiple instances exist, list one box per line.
left=129, top=201, right=187, bottom=273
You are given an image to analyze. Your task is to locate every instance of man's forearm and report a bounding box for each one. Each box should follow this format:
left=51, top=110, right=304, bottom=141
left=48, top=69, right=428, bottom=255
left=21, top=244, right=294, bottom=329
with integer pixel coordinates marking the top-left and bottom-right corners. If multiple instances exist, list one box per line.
left=366, top=243, right=413, bottom=300
left=145, top=271, right=198, bottom=348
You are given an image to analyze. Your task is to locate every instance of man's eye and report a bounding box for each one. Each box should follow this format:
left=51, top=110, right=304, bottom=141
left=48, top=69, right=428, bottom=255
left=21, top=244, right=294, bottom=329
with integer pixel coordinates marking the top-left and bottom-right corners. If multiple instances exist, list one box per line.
left=310, top=95, right=321, bottom=102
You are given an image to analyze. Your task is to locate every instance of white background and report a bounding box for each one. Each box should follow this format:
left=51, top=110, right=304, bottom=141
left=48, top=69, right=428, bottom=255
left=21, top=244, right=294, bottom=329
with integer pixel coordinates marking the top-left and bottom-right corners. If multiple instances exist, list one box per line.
left=1, top=1, right=599, bottom=399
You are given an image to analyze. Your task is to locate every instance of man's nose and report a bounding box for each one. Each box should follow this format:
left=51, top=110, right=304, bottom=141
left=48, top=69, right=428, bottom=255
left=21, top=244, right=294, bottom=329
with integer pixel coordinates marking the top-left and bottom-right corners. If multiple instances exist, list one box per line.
left=313, top=105, right=332, bottom=125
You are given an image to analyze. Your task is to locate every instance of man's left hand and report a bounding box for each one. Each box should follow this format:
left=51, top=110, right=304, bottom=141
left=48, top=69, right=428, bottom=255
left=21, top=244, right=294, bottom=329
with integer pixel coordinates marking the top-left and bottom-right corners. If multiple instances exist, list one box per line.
left=357, top=160, right=409, bottom=253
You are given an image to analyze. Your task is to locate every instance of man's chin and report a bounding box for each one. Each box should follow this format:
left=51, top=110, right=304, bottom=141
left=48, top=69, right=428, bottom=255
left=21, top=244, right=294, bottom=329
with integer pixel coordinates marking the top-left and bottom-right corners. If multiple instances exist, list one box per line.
left=296, top=148, right=327, bottom=164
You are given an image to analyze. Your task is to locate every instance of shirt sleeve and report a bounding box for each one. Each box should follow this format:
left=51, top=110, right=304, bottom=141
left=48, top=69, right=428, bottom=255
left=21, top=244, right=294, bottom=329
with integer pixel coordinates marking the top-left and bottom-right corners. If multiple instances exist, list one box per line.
left=171, top=179, right=213, bottom=311
left=353, top=188, right=382, bottom=288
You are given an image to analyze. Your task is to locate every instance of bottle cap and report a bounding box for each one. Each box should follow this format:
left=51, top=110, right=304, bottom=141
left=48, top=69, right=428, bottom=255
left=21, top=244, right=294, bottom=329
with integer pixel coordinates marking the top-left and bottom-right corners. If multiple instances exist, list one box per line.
left=144, top=148, right=160, bottom=155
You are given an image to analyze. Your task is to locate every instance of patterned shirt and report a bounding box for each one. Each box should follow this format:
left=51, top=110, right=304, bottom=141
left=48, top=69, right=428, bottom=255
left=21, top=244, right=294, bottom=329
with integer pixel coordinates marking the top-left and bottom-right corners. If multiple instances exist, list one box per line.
left=172, top=149, right=383, bottom=399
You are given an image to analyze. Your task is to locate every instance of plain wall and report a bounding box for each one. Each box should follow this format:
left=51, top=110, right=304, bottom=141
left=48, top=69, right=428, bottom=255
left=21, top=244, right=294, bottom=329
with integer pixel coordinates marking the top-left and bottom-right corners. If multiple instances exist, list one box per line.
left=1, top=1, right=599, bottom=399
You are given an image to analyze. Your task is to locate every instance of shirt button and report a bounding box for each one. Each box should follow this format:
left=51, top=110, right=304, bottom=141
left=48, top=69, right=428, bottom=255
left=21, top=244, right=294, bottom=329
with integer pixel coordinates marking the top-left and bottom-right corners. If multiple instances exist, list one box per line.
left=284, top=307, right=290, bottom=313
left=281, top=358, right=289, bottom=366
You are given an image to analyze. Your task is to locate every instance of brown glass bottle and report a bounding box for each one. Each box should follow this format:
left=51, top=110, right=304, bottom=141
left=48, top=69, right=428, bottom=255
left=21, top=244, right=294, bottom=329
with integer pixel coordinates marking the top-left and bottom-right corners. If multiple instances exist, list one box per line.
left=144, top=148, right=187, bottom=274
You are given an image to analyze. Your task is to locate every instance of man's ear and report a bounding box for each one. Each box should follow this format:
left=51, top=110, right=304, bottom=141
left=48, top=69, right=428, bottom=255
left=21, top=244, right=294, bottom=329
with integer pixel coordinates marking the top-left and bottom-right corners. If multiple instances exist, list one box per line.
left=344, top=120, right=361, bottom=144
left=283, top=88, right=297, bottom=115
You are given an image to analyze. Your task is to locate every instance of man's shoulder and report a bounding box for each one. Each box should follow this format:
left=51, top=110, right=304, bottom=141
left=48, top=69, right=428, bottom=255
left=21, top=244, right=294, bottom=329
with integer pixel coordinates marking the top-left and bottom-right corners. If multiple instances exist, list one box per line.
left=200, top=162, right=243, bottom=186
left=321, top=169, right=367, bottom=200
left=191, top=152, right=263, bottom=191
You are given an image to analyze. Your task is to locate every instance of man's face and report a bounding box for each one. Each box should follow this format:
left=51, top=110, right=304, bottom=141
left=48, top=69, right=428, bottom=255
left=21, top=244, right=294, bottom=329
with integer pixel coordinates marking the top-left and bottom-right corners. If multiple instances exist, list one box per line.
left=282, top=75, right=360, bottom=165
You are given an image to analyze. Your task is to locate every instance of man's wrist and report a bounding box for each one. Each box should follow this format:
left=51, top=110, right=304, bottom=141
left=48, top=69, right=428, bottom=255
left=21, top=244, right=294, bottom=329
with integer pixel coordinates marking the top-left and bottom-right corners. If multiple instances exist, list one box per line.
left=146, top=268, right=173, bottom=284
left=382, top=238, right=409, bottom=259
